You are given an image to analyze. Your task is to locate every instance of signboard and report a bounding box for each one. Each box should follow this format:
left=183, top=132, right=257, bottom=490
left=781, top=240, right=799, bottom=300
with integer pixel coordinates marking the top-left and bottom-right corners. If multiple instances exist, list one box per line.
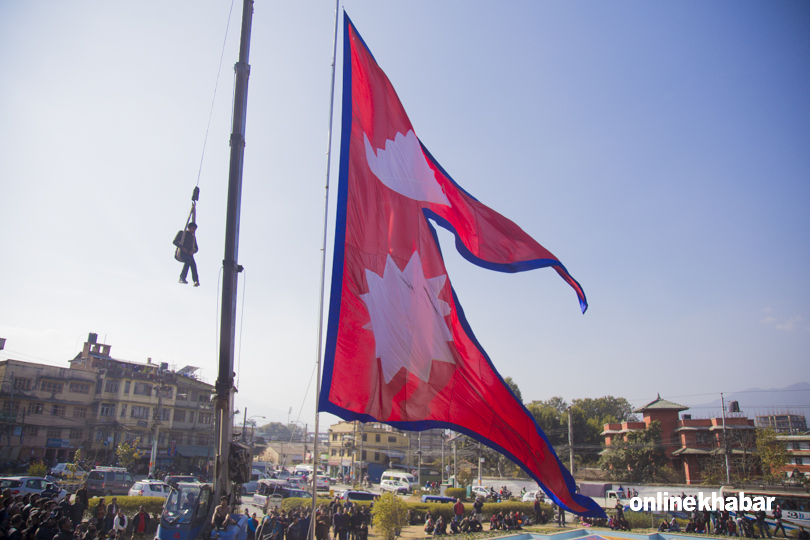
left=46, top=438, right=70, bottom=448
left=170, top=440, right=177, bottom=457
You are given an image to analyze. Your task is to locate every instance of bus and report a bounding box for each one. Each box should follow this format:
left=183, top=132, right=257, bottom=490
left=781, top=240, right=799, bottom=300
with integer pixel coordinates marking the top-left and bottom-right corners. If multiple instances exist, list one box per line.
left=720, top=486, right=810, bottom=532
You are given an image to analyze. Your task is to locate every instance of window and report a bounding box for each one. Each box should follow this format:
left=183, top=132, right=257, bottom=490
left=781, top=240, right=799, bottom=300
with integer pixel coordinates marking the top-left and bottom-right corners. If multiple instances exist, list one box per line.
left=162, top=386, right=174, bottom=399
left=124, top=381, right=131, bottom=394
left=69, top=382, right=91, bottom=394
left=190, top=390, right=199, bottom=402
left=131, top=406, right=150, bottom=419
left=40, top=381, right=63, bottom=393
left=198, top=393, right=209, bottom=402
left=362, top=450, right=367, bottom=460
left=133, top=382, right=152, bottom=396
left=69, top=429, right=84, bottom=439
left=188, top=411, right=194, bottom=423
left=331, top=449, right=337, bottom=456
left=158, top=433, right=166, bottom=445
left=796, top=457, right=804, bottom=466
left=28, top=402, right=44, bottom=414
left=696, top=432, right=711, bottom=445
left=195, top=434, right=209, bottom=445
left=388, top=436, right=397, bottom=443
left=199, top=413, right=212, bottom=424
left=176, top=389, right=188, bottom=401
left=793, top=442, right=801, bottom=450
left=332, top=433, right=338, bottom=441
left=73, top=407, right=87, bottom=418
left=47, top=428, right=62, bottom=438
left=375, top=434, right=381, bottom=443
left=340, top=449, right=345, bottom=457
left=161, top=409, right=171, bottom=422
left=100, top=403, right=116, bottom=417
left=23, top=426, right=38, bottom=437
left=2, top=401, right=20, bottom=413
left=14, top=378, right=32, bottom=391
left=173, top=410, right=186, bottom=422
left=52, top=404, right=66, bottom=417
left=120, top=404, right=127, bottom=417
left=95, top=431, right=110, bottom=442
left=374, top=452, right=380, bottom=461
left=104, top=380, right=119, bottom=393
left=362, top=433, right=367, bottom=442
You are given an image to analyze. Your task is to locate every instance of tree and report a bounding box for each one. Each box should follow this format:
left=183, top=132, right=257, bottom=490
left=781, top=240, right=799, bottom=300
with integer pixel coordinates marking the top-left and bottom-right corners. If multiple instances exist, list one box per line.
left=757, top=428, right=790, bottom=483
left=116, top=438, right=142, bottom=469
left=67, top=449, right=82, bottom=478
left=455, top=468, right=473, bottom=487
left=599, top=420, right=671, bottom=483
left=503, top=377, right=522, bottom=403
left=372, top=492, right=408, bottom=540
left=28, top=461, right=47, bottom=477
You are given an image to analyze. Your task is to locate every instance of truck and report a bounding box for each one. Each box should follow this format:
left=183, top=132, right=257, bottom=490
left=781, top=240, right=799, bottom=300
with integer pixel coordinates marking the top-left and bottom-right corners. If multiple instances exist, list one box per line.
left=578, top=483, right=626, bottom=509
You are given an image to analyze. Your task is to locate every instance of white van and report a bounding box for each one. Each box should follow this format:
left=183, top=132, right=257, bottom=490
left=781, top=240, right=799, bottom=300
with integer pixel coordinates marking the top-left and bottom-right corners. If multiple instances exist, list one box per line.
left=380, top=470, right=416, bottom=492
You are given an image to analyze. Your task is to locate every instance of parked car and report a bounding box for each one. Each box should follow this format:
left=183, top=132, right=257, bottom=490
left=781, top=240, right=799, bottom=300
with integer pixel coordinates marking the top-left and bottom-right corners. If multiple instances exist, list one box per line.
left=86, top=467, right=135, bottom=496
left=163, top=475, right=200, bottom=485
left=379, top=480, right=408, bottom=494
left=312, top=475, right=330, bottom=492
left=339, top=490, right=376, bottom=502
left=129, top=480, right=170, bottom=499
left=286, top=476, right=307, bottom=490
left=239, top=470, right=263, bottom=495
left=50, top=463, right=87, bottom=479
left=420, top=495, right=455, bottom=504
left=522, top=490, right=545, bottom=502
left=0, top=477, right=68, bottom=501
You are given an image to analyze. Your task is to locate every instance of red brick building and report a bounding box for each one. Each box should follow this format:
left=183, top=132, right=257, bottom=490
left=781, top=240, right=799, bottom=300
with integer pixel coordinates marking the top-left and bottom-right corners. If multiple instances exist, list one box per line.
left=602, top=394, right=756, bottom=484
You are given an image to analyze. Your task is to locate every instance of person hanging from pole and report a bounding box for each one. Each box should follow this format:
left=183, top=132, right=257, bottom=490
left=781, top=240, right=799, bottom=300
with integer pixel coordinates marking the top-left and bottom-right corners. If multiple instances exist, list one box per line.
left=174, top=222, right=200, bottom=286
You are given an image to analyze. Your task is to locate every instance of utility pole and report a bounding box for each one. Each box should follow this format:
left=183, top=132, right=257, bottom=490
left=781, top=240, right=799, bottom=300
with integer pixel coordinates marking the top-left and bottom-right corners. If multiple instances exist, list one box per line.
left=477, top=442, right=482, bottom=486
left=359, top=423, right=364, bottom=482
left=149, top=374, right=166, bottom=476
left=568, top=408, right=574, bottom=474
left=242, top=408, right=248, bottom=442
left=453, top=437, right=458, bottom=488
left=721, top=392, right=731, bottom=484
left=213, top=0, right=254, bottom=511
left=417, top=432, right=422, bottom=490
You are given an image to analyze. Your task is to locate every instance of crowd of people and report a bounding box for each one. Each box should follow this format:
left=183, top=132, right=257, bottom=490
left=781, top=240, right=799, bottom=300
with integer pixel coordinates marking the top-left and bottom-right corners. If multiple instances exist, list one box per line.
left=254, top=496, right=371, bottom=540
left=0, top=487, right=153, bottom=540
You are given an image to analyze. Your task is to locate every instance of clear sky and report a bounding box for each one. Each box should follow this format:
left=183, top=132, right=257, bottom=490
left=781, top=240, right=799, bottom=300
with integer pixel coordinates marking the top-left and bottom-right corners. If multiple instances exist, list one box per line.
left=1, top=1, right=808, bottom=429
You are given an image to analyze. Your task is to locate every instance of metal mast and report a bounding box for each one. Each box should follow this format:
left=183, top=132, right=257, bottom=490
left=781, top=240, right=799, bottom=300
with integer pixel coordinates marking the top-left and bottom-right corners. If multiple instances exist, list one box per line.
left=214, top=0, right=254, bottom=509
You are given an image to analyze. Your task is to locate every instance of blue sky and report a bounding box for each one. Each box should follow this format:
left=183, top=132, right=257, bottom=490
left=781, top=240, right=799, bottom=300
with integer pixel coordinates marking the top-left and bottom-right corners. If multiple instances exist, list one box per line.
left=1, top=1, right=808, bottom=427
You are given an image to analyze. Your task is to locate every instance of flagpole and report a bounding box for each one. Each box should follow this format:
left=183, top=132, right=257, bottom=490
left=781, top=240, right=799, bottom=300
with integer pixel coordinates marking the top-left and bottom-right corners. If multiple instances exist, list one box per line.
left=310, top=1, right=341, bottom=538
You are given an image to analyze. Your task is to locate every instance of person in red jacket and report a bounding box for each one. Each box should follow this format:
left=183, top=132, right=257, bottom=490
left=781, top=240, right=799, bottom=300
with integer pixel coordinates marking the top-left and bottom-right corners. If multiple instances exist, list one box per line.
left=132, top=506, right=151, bottom=540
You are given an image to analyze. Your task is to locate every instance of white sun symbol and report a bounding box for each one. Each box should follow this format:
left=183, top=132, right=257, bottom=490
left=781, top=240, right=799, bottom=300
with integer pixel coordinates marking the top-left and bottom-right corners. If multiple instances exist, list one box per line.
left=361, top=252, right=455, bottom=384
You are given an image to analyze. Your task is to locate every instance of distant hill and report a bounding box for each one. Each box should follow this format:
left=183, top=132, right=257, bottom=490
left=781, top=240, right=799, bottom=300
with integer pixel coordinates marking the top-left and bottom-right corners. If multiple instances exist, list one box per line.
left=683, top=382, right=810, bottom=420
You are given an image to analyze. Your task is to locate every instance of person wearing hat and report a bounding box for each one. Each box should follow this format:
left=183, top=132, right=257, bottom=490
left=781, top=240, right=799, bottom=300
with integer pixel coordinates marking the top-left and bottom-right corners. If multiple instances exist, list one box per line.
left=173, top=222, right=200, bottom=286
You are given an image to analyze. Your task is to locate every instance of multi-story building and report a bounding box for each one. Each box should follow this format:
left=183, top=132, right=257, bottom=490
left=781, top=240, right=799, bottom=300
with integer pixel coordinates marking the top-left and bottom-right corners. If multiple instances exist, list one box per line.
left=777, top=434, right=810, bottom=480
left=602, top=394, right=756, bottom=484
left=756, top=414, right=807, bottom=434
left=0, top=359, right=98, bottom=463
left=325, top=420, right=410, bottom=481
left=0, top=333, right=215, bottom=473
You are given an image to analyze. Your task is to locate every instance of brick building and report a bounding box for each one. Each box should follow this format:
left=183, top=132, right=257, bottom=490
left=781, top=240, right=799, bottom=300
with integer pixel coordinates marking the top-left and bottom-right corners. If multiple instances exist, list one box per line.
left=602, top=394, right=756, bottom=484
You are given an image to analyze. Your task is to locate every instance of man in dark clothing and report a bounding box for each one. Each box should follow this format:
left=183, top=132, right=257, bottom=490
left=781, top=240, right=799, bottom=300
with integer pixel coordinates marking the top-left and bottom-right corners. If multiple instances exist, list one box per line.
left=756, top=510, right=772, bottom=539
left=53, top=517, right=72, bottom=540
left=174, top=222, right=200, bottom=286
left=75, top=485, right=89, bottom=511
left=70, top=497, right=85, bottom=529
left=7, top=514, right=24, bottom=540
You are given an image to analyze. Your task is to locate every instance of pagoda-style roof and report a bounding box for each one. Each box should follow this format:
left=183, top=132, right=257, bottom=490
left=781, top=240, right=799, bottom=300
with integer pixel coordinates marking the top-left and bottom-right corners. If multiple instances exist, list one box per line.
left=634, top=393, right=689, bottom=413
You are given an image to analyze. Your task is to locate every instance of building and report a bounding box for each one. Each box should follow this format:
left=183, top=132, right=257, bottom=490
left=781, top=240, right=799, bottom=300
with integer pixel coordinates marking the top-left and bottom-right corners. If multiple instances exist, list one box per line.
left=602, top=394, right=756, bottom=484
left=325, top=420, right=410, bottom=481
left=0, top=333, right=215, bottom=473
left=756, top=414, right=807, bottom=434
left=0, top=359, right=98, bottom=463
left=777, top=434, right=810, bottom=480
left=259, top=442, right=309, bottom=468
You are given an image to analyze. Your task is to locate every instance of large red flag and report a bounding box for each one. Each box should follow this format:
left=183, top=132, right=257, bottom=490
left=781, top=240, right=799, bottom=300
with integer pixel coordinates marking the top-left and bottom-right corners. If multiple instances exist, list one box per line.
left=320, top=13, right=603, bottom=517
